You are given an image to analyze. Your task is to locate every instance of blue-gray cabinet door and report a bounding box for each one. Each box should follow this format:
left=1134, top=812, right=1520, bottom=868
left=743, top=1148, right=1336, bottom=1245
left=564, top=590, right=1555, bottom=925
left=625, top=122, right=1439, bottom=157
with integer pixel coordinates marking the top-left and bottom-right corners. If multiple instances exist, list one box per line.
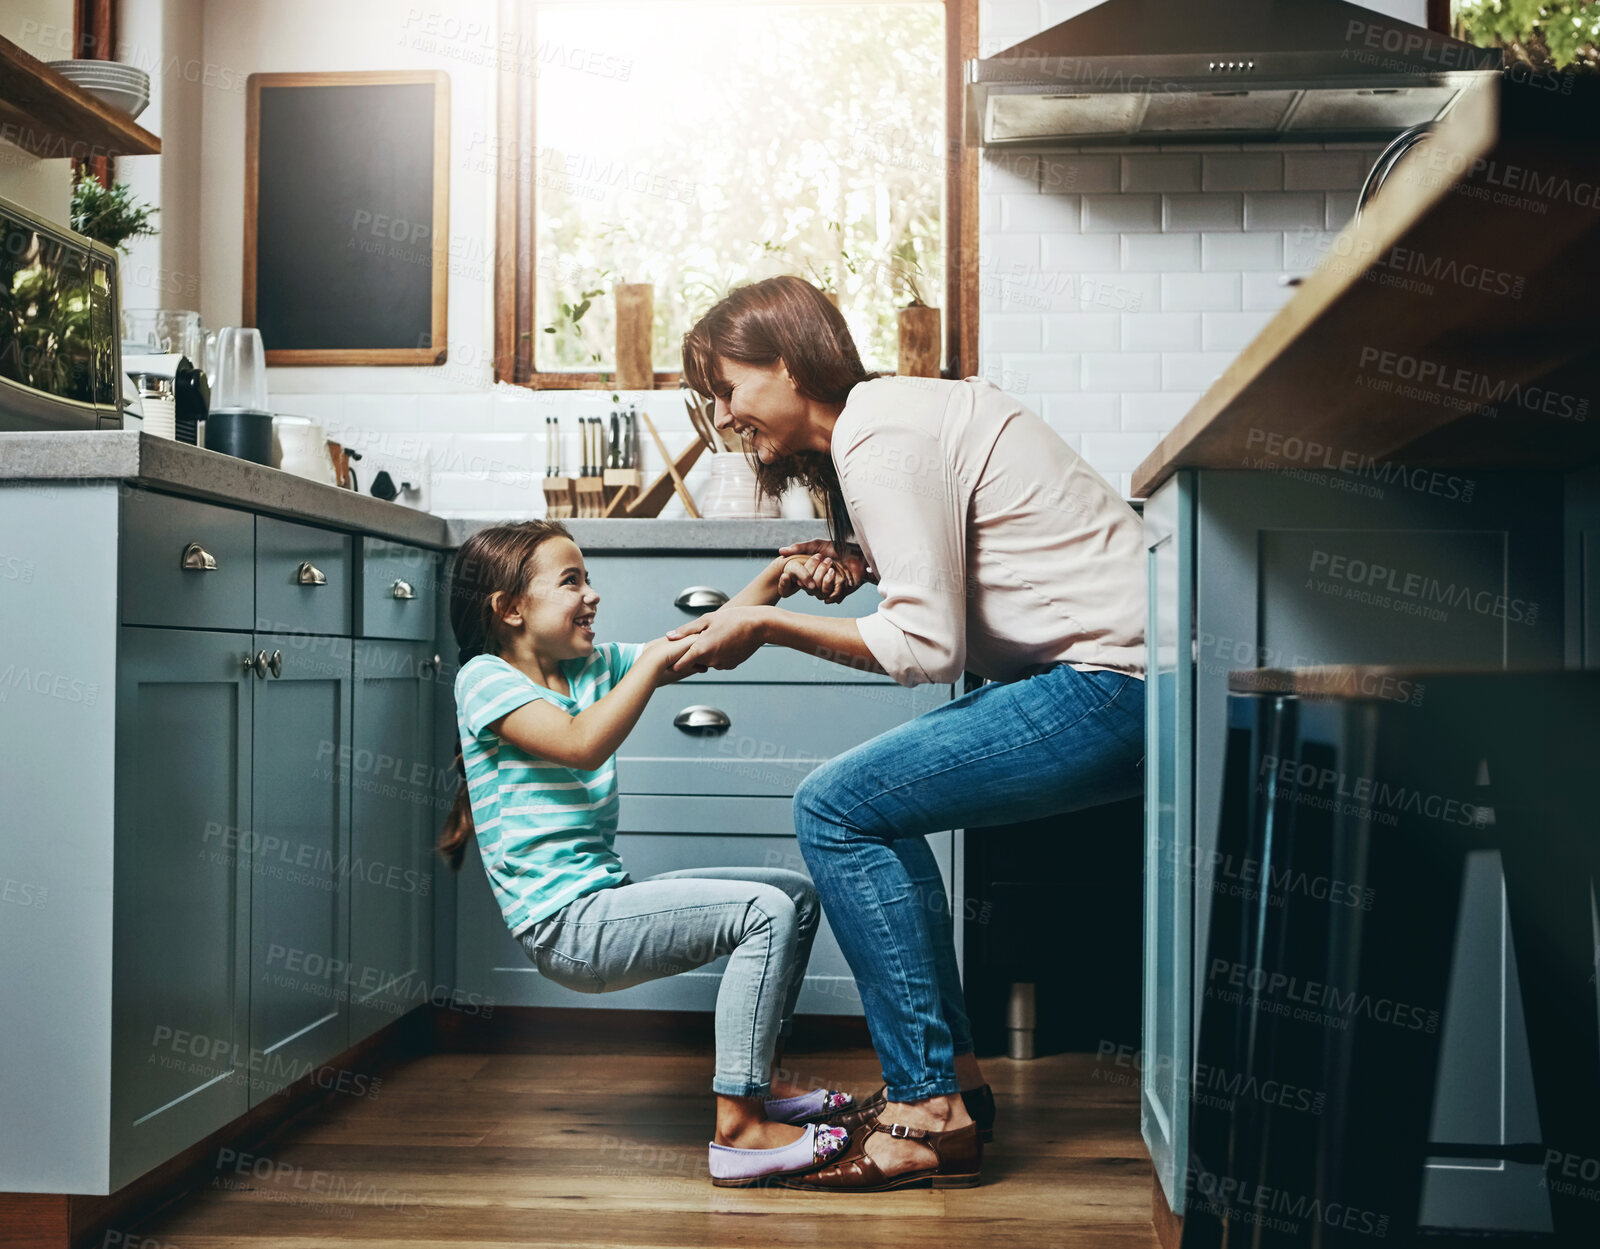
left=248, top=631, right=352, bottom=1105
left=348, top=640, right=440, bottom=1043
left=1140, top=475, right=1194, bottom=1217
left=112, top=627, right=254, bottom=1188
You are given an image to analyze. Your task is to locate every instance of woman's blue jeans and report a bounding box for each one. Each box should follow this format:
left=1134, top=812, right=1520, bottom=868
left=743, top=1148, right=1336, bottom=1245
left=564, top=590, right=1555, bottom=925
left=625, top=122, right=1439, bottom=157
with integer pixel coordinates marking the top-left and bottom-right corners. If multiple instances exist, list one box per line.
left=793, top=663, right=1145, bottom=1104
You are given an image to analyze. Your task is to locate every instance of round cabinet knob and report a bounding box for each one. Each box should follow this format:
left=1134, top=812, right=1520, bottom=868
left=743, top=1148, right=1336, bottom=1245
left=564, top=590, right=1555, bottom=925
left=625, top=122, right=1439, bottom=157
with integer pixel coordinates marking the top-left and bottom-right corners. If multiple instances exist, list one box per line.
left=250, top=650, right=269, bottom=680
left=673, top=705, right=731, bottom=735
left=674, top=586, right=728, bottom=614
left=297, top=561, right=327, bottom=586
left=419, top=653, right=440, bottom=679
left=268, top=650, right=283, bottom=679
left=181, top=542, right=217, bottom=571
left=391, top=579, right=416, bottom=600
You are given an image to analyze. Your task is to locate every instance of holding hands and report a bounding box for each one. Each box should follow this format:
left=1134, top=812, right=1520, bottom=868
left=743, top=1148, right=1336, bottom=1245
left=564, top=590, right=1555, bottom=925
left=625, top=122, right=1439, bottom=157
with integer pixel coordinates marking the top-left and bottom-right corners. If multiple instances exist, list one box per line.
left=776, top=541, right=870, bottom=605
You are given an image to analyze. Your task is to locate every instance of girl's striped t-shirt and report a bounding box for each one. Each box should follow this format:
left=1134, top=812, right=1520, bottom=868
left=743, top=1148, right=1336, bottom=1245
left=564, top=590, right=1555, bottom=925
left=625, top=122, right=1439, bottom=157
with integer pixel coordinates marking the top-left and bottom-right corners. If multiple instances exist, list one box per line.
left=455, top=644, right=644, bottom=935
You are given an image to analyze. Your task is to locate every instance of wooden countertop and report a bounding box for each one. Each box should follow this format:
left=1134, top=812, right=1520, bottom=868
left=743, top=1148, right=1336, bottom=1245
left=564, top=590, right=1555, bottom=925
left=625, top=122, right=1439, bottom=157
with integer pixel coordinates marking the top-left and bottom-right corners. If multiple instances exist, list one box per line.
left=1133, top=76, right=1600, bottom=499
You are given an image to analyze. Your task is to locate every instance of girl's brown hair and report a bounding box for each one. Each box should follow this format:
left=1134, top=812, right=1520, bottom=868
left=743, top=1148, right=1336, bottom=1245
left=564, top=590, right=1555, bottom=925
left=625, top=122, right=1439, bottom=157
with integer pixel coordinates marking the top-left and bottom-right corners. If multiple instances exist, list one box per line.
left=438, top=519, right=572, bottom=870
left=682, top=275, right=877, bottom=546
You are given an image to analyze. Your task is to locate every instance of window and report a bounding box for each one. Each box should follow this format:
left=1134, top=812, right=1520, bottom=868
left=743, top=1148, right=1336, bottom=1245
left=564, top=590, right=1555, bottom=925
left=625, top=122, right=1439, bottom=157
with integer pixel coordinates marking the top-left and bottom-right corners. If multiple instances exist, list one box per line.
left=495, top=0, right=977, bottom=387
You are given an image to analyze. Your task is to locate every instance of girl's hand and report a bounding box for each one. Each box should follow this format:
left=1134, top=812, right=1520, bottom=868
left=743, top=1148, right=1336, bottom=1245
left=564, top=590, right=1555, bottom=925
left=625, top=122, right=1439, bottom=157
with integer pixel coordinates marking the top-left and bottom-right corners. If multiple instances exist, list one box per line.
left=666, top=606, right=770, bottom=673
left=778, top=554, right=854, bottom=605
left=643, top=635, right=704, bottom=684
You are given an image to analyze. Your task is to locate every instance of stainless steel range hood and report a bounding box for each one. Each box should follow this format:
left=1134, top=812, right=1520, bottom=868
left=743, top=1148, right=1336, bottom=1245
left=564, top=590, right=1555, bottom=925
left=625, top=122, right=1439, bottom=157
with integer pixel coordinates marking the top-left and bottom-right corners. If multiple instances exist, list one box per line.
left=968, top=0, right=1501, bottom=147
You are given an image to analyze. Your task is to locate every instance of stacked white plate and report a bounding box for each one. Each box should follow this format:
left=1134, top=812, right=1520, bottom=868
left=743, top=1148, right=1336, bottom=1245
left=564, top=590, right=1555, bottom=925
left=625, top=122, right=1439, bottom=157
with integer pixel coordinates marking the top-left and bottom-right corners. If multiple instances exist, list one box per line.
left=50, top=60, right=150, bottom=120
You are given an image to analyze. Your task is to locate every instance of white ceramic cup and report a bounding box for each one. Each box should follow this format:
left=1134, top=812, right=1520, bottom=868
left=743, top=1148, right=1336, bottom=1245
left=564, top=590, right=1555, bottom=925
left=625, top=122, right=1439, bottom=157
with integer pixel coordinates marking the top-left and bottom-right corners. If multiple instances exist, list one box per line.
left=274, top=417, right=335, bottom=484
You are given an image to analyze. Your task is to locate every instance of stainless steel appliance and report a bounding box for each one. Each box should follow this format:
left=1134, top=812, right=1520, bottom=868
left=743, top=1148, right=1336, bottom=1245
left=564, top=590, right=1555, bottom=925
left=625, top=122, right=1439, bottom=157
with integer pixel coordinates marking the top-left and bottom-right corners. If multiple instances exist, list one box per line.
left=0, top=192, right=124, bottom=432
left=967, top=0, right=1501, bottom=148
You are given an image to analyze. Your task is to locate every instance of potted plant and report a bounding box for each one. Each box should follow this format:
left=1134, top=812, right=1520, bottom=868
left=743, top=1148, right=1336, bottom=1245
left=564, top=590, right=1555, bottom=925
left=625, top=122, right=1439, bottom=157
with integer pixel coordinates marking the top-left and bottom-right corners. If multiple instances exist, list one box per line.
left=70, top=170, right=158, bottom=252
left=892, top=237, right=939, bottom=378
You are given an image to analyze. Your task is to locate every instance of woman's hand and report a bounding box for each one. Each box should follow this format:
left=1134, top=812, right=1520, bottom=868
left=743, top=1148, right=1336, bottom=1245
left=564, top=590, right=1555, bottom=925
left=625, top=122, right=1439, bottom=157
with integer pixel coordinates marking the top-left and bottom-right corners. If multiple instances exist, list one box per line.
left=778, top=554, right=853, bottom=604
left=666, top=606, right=771, bottom=673
left=777, top=541, right=869, bottom=605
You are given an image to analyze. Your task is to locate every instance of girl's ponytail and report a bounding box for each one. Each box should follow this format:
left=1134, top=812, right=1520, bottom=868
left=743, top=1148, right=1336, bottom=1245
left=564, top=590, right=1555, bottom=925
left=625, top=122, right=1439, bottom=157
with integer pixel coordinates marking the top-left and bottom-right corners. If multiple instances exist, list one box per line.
left=436, top=519, right=572, bottom=869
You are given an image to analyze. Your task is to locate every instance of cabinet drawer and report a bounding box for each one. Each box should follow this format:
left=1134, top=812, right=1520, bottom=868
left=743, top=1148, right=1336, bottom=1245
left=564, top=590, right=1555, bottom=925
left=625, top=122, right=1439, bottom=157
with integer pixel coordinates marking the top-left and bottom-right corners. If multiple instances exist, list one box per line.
left=585, top=553, right=892, bottom=683
left=357, top=538, right=439, bottom=640
left=617, top=681, right=944, bottom=796
left=120, top=489, right=255, bottom=630
left=256, top=517, right=352, bottom=636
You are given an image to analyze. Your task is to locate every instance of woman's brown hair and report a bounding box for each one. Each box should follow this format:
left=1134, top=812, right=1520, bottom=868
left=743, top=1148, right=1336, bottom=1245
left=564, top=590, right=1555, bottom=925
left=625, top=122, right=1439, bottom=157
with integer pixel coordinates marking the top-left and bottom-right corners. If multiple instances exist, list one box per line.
left=437, top=519, right=572, bottom=870
left=682, top=275, right=877, bottom=547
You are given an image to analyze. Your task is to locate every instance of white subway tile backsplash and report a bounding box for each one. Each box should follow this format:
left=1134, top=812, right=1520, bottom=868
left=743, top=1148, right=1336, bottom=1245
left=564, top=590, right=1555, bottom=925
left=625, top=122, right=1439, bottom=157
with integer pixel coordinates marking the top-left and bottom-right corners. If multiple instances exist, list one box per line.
left=1041, top=232, right=1120, bottom=270
left=998, top=353, right=1083, bottom=393
left=1067, top=272, right=1160, bottom=315
left=1245, top=193, right=1327, bottom=230
left=1164, top=193, right=1243, bottom=231
left=1242, top=271, right=1299, bottom=311
left=1082, top=194, right=1162, bottom=233
left=1038, top=154, right=1121, bottom=195
left=1122, top=233, right=1200, bottom=272
left=1044, top=393, right=1121, bottom=431
left=982, top=232, right=1043, bottom=274
left=1122, top=391, right=1201, bottom=430
left=1202, top=310, right=1276, bottom=351
left=1121, top=153, right=1200, bottom=193
left=1044, top=313, right=1121, bottom=352
left=1202, top=153, right=1283, bottom=192
left=1283, top=150, right=1372, bottom=191
left=1163, top=352, right=1237, bottom=391
left=1161, top=272, right=1240, bottom=312
left=1080, top=430, right=1161, bottom=474
left=1082, top=352, right=1161, bottom=392
left=981, top=151, right=1042, bottom=196
left=1201, top=231, right=1281, bottom=271
left=1001, top=194, right=1081, bottom=233
left=1325, top=191, right=1360, bottom=231
left=1283, top=228, right=1338, bottom=270
left=1121, top=313, right=1200, bottom=351
left=982, top=313, right=1044, bottom=353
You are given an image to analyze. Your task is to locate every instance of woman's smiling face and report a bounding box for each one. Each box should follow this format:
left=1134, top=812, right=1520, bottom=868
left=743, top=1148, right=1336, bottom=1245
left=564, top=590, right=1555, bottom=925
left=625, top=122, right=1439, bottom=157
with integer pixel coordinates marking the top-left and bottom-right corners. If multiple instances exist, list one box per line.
left=710, top=357, right=812, bottom=463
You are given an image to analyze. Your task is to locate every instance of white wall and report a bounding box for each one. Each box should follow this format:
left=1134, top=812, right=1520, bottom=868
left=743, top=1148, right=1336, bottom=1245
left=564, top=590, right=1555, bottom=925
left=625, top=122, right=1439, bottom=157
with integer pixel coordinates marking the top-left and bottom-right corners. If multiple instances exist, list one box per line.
left=975, top=0, right=1421, bottom=495
left=0, top=1, right=78, bottom=223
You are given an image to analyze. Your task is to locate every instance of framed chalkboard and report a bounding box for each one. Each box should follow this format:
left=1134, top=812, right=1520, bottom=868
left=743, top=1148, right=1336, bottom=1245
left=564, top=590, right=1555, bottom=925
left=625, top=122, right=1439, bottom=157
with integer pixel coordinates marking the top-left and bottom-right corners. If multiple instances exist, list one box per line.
left=243, top=71, right=449, bottom=365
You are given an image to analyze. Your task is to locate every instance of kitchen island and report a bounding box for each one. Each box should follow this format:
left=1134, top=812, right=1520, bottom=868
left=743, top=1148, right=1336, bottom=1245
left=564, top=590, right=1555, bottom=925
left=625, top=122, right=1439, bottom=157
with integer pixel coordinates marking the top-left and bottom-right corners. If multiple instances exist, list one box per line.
left=1132, top=72, right=1600, bottom=1241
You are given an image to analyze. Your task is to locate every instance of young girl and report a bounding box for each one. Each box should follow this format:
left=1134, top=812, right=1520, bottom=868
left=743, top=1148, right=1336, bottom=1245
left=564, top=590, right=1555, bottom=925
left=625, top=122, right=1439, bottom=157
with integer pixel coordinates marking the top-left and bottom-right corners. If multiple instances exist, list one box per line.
left=438, top=520, right=858, bottom=1187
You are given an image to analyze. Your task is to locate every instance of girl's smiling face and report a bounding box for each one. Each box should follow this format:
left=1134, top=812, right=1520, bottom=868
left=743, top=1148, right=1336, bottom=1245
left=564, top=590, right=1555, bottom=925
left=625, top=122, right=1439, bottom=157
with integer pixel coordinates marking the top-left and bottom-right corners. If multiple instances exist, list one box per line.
left=496, top=537, right=599, bottom=660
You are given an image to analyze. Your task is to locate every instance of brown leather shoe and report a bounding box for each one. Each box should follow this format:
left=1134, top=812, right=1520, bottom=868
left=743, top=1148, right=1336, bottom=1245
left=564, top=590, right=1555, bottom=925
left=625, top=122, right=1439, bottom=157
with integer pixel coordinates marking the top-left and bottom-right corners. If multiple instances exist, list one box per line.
left=778, top=1117, right=982, bottom=1192
left=824, top=1085, right=887, bottom=1133
left=961, top=1083, right=997, bottom=1144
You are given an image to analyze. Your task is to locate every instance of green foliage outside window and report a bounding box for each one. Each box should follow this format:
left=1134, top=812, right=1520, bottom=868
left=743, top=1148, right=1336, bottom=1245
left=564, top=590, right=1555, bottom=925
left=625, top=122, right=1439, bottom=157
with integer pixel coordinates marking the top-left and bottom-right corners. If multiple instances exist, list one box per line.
left=1457, top=0, right=1600, bottom=70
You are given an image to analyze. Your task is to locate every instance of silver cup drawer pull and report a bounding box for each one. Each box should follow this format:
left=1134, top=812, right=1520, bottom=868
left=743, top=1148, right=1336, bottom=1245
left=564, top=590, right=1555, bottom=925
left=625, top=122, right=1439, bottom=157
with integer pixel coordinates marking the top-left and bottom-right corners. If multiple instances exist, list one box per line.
left=673, top=705, right=731, bottom=735
left=297, top=561, right=327, bottom=586
left=674, top=585, right=728, bottom=613
left=181, top=542, right=217, bottom=571
left=390, top=579, right=416, bottom=600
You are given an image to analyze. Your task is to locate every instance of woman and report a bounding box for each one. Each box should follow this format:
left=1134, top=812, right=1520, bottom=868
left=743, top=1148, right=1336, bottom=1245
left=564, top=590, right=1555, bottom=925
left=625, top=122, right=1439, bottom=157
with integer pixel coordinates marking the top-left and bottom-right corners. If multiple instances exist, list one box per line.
left=668, top=276, right=1146, bottom=1192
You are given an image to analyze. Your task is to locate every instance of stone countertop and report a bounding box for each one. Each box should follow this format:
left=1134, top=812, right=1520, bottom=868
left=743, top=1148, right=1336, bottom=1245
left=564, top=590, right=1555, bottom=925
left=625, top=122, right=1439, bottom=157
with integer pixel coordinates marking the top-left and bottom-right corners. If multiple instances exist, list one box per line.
left=1, top=430, right=452, bottom=548
left=444, top=517, right=831, bottom=552
left=0, top=432, right=835, bottom=553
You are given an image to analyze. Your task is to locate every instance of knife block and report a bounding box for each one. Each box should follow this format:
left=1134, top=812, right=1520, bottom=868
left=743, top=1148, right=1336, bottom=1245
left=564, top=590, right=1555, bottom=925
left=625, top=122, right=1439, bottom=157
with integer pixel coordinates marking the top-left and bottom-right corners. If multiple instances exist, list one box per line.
left=574, top=475, right=606, bottom=519
left=542, top=477, right=575, bottom=519
left=602, top=468, right=643, bottom=517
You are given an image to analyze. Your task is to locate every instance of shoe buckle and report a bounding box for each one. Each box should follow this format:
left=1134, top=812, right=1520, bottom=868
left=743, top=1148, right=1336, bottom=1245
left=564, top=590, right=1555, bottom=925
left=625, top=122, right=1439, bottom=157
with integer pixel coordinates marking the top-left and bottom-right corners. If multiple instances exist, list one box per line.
left=887, top=1123, right=916, bottom=1139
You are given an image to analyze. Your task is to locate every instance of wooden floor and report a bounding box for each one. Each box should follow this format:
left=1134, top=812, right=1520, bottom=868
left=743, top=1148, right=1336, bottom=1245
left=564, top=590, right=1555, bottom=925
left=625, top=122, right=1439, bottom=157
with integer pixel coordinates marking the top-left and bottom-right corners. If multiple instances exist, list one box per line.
left=117, top=1032, right=1162, bottom=1248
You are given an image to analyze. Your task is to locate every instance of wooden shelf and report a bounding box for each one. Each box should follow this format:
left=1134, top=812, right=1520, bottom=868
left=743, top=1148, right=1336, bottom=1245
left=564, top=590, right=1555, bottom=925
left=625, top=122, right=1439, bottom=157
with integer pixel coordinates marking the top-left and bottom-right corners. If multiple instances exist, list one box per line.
left=0, top=34, right=160, bottom=160
left=1132, top=75, right=1600, bottom=499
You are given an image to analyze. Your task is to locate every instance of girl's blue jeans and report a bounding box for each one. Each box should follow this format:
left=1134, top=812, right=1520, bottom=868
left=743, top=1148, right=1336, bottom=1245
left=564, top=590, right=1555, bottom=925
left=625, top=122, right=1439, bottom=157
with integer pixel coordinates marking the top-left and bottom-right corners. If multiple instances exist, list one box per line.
left=794, top=663, right=1146, bottom=1104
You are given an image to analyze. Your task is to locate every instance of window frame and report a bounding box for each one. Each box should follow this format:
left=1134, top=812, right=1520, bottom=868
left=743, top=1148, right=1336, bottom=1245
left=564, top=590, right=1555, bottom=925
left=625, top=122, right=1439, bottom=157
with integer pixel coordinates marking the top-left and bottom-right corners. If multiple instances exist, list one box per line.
left=492, top=0, right=978, bottom=389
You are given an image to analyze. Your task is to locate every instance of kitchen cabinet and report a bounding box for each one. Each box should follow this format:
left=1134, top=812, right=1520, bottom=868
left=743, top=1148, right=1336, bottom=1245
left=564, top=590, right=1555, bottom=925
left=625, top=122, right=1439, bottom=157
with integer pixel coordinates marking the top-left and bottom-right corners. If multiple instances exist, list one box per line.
left=1141, top=469, right=1565, bottom=1227
left=0, top=476, right=445, bottom=1200
left=348, top=639, right=440, bottom=1043
left=246, top=631, right=353, bottom=1105
left=112, top=627, right=254, bottom=1183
